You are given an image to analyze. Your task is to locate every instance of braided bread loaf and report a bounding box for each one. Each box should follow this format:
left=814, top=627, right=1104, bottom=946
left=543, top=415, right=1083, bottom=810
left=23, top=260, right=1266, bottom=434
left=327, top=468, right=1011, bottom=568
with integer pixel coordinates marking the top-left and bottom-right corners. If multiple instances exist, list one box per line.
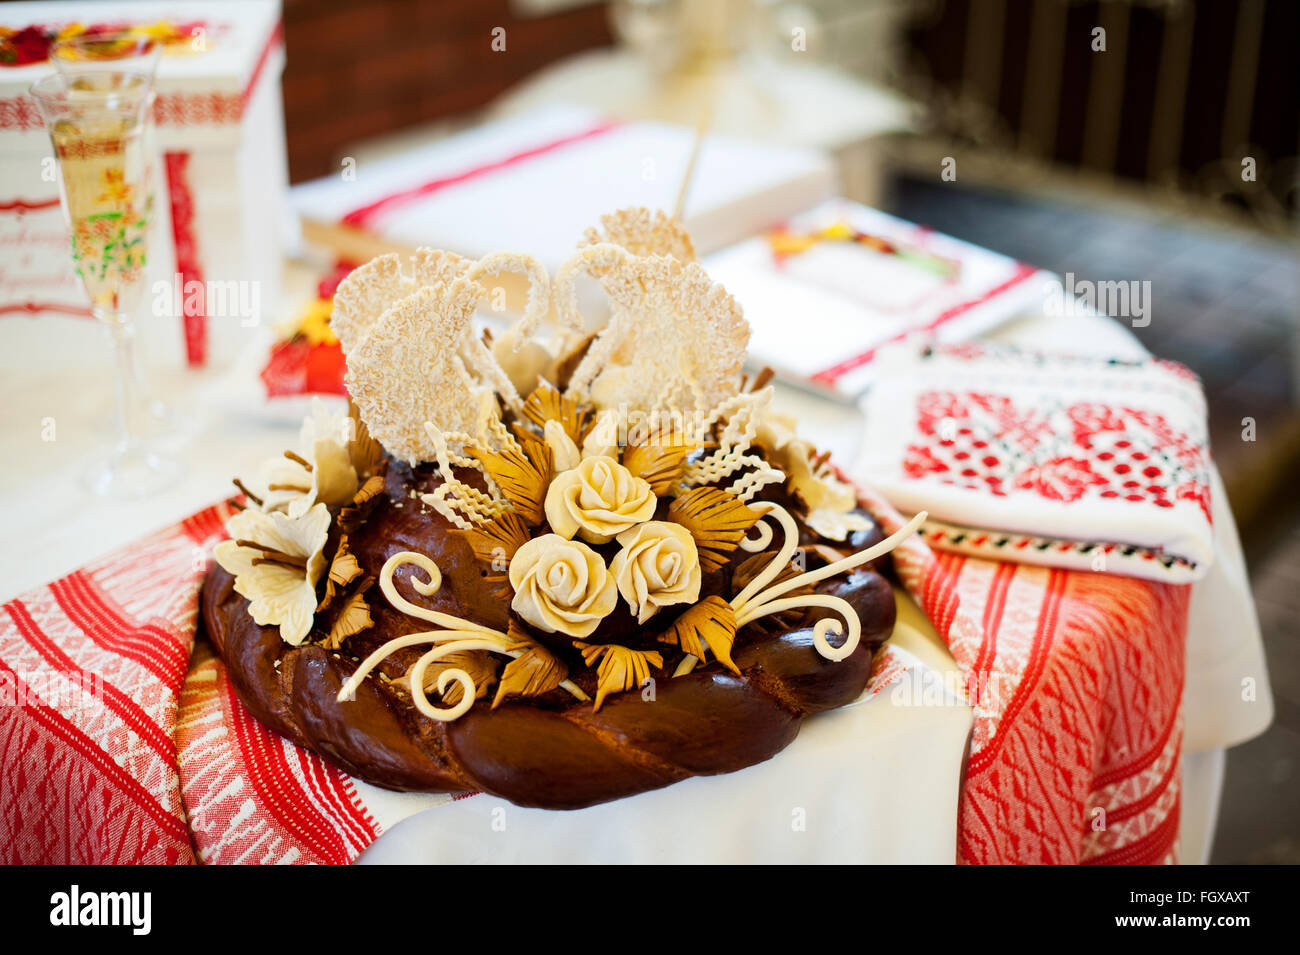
left=201, top=464, right=897, bottom=810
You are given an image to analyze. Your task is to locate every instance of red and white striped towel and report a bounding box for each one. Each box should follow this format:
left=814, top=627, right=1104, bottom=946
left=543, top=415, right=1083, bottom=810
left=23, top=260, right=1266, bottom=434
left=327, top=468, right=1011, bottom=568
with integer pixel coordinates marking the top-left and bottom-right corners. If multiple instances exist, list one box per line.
left=0, top=506, right=229, bottom=864
left=1, top=492, right=1188, bottom=864
left=857, top=484, right=1188, bottom=864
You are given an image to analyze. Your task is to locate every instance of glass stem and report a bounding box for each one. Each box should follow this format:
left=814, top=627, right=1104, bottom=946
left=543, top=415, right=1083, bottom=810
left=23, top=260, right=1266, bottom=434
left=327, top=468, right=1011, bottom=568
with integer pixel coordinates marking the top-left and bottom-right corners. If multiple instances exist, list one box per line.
left=102, top=310, right=139, bottom=454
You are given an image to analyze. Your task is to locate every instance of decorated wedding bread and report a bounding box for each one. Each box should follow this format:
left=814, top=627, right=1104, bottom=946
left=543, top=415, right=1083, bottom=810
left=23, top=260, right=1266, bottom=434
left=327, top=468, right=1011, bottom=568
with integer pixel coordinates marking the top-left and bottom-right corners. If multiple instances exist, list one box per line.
left=201, top=208, right=924, bottom=809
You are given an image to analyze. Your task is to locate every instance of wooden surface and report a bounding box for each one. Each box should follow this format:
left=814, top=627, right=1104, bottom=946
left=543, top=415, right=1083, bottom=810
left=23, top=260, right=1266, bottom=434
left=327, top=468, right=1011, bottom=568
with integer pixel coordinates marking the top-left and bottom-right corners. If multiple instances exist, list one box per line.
left=280, top=0, right=613, bottom=182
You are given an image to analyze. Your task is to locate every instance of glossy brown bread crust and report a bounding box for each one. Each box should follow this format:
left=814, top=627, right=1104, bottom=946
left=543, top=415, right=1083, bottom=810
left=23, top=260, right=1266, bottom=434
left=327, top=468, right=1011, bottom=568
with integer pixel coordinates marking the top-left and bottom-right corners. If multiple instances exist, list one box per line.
left=200, top=465, right=897, bottom=810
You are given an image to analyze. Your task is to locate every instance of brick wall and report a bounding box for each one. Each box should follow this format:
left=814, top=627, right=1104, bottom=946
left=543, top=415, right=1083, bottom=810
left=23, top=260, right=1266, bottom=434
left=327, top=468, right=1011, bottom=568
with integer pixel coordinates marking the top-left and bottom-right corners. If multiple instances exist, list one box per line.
left=281, top=0, right=613, bottom=182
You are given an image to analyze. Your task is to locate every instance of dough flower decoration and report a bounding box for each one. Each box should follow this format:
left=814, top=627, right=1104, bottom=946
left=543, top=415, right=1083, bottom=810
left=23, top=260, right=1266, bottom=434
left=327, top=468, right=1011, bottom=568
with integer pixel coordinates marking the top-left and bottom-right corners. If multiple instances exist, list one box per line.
left=610, top=521, right=701, bottom=623
left=580, top=410, right=622, bottom=460
left=223, top=401, right=386, bottom=648
left=250, top=399, right=360, bottom=517
left=544, top=420, right=582, bottom=471
left=545, top=455, right=656, bottom=545
left=213, top=503, right=331, bottom=646
left=508, top=534, right=618, bottom=638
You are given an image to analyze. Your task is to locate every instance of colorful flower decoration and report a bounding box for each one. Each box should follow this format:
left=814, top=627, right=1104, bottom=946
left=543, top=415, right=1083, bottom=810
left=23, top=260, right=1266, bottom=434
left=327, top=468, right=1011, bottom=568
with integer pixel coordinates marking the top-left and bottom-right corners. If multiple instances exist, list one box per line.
left=1, top=20, right=207, bottom=67
left=260, top=264, right=356, bottom=399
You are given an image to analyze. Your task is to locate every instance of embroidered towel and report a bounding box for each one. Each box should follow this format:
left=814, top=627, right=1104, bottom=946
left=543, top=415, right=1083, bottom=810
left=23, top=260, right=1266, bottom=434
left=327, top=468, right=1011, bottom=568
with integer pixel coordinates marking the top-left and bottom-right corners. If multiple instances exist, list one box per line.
left=855, top=342, right=1215, bottom=583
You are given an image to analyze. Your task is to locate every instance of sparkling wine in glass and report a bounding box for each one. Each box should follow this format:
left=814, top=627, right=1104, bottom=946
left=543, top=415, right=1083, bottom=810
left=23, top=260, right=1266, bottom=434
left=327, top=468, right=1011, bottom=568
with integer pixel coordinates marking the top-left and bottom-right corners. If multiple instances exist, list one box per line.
left=51, top=29, right=175, bottom=442
left=31, top=69, right=182, bottom=498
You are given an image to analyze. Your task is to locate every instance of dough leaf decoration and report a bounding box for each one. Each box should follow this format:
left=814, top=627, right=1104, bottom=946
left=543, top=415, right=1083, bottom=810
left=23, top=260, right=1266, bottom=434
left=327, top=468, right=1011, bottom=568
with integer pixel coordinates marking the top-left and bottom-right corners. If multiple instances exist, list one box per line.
left=347, top=398, right=385, bottom=479
left=337, top=468, right=387, bottom=535
left=456, top=511, right=533, bottom=595
left=405, top=649, right=498, bottom=706
left=574, top=642, right=664, bottom=711
left=665, top=486, right=762, bottom=572
left=470, top=435, right=553, bottom=527
left=493, top=621, right=569, bottom=707
left=658, top=595, right=739, bottom=675
left=521, top=378, right=593, bottom=447
left=323, top=578, right=374, bottom=650
left=317, top=533, right=363, bottom=612
left=621, top=438, right=693, bottom=496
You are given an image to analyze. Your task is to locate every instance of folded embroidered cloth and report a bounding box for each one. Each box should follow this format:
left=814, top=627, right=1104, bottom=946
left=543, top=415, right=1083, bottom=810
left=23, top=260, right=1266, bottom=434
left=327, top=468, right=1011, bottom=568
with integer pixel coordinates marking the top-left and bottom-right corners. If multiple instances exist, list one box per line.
left=1, top=492, right=1187, bottom=864
left=855, top=342, right=1215, bottom=583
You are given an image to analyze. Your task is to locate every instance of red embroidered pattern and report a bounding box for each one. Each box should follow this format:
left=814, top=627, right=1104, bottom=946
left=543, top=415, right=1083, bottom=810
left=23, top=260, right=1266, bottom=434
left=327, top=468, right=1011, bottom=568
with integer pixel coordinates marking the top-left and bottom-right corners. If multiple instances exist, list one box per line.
left=0, top=21, right=279, bottom=131
left=152, top=91, right=242, bottom=126
left=904, top=391, right=1213, bottom=523
left=0, top=95, right=42, bottom=131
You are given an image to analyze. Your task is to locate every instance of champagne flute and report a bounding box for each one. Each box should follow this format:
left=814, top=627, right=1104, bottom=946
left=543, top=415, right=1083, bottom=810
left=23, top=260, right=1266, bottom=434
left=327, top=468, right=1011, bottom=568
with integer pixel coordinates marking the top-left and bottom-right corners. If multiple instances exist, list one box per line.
left=51, top=29, right=175, bottom=441
left=31, top=69, right=182, bottom=498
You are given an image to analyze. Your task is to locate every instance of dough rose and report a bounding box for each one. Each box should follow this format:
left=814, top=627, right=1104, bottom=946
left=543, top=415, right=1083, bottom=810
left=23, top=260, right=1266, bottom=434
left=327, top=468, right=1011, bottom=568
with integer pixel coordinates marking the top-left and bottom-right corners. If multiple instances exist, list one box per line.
left=544, top=455, right=656, bottom=544
left=509, top=534, right=618, bottom=638
left=610, top=521, right=702, bottom=623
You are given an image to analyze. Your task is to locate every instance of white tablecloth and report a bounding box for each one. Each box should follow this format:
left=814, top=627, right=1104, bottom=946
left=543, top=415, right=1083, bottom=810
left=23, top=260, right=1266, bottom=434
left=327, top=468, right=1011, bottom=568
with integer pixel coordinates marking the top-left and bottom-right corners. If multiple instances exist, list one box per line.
left=0, top=267, right=1271, bottom=864
left=357, top=617, right=970, bottom=865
